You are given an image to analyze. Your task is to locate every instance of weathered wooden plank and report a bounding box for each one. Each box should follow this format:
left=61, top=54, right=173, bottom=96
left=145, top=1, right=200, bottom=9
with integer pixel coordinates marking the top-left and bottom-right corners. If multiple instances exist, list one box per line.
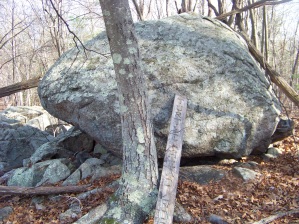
left=154, top=94, right=187, bottom=224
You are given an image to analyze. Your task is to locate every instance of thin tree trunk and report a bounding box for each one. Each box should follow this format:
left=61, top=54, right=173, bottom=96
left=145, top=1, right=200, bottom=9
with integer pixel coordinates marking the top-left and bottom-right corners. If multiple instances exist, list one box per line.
left=0, top=76, right=41, bottom=98
left=263, top=5, right=269, bottom=61
left=248, top=0, right=258, bottom=48
left=98, top=0, right=158, bottom=223
left=132, top=0, right=144, bottom=21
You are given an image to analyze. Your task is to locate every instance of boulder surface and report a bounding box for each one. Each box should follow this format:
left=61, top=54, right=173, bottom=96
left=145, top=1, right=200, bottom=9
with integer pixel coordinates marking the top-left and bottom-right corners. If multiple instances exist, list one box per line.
left=38, top=13, right=281, bottom=158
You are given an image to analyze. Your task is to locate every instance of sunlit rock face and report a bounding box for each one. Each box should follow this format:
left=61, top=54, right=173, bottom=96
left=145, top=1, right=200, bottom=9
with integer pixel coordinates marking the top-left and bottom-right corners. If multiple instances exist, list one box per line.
left=38, top=13, right=281, bottom=159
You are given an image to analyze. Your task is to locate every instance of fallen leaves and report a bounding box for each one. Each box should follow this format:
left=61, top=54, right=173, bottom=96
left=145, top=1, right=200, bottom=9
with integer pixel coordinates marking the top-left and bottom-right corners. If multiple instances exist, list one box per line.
left=1, top=117, right=299, bottom=223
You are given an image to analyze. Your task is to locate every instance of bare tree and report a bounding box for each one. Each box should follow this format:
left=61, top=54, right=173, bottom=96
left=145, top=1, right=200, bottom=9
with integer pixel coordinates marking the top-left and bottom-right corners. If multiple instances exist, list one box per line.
left=248, top=0, right=259, bottom=48
left=98, top=0, right=158, bottom=222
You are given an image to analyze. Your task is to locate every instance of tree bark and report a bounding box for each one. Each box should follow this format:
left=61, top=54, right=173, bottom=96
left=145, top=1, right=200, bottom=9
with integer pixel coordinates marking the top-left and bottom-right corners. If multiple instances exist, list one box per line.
left=0, top=76, right=41, bottom=98
left=0, top=184, right=90, bottom=196
left=239, top=31, right=299, bottom=107
left=263, top=5, right=269, bottom=61
left=98, top=0, right=158, bottom=223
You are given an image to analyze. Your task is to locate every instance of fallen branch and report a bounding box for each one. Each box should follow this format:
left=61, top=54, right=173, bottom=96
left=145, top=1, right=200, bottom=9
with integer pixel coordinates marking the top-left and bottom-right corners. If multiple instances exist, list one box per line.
left=239, top=31, right=299, bottom=107
left=252, top=208, right=299, bottom=224
left=215, top=0, right=292, bottom=21
left=0, top=184, right=90, bottom=195
left=0, top=76, right=41, bottom=98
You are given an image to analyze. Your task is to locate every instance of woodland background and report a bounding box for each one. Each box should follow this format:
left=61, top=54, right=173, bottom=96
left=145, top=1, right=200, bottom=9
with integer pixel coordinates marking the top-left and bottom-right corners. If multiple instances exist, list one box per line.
left=0, top=0, right=298, bottom=114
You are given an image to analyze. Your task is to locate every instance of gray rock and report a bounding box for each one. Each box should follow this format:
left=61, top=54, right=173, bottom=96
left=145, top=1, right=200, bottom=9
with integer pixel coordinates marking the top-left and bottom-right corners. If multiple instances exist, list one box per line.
left=0, top=106, right=45, bottom=126
left=23, top=142, right=62, bottom=167
left=179, top=166, right=226, bottom=185
left=54, top=127, right=94, bottom=153
left=91, top=165, right=121, bottom=181
left=271, top=117, right=294, bottom=142
left=59, top=203, right=82, bottom=223
left=267, top=147, right=283, bottom=157
left=0, top=206, right=13, bottom=221
left=0, top=125, right=53, bottom=170
left=93, top=143, right=107, bottom=155
left=7, top=159, right=71, bottom=187
left=232, top=167, right=261, bottom=181
left=0, top=106, right=73, bottom=170
left=0, top=106, right=62, bottom=131
left=209, top=214, right=228, bottom=224
left=38, top=13, right=281, bottom=159
left=173, top=202, right=193, bottom=223
left=72, top=203, right=107, bottom=224
left=23, top=127, right=93, bottom=168
left=235, top=161, right=259, bottom=169
left=63, top=158, right=104, bottom=186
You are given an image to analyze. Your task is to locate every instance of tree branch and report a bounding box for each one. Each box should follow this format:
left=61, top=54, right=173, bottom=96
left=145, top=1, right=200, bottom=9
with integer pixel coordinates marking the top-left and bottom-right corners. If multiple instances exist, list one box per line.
left=215, top=0, right=293, bottom=21
left=0, top=184, right=90, bottom=196
left=239, top=31, right=299, bottom=107
left=0, top=76, right=41, bottom=98
left=47, top=0, right=107, bottom=58
left=207, top=0, right=219, bottom=16
left=252, top=209, right=299, bottom=224
left=131, top=0, right=144, bottom=21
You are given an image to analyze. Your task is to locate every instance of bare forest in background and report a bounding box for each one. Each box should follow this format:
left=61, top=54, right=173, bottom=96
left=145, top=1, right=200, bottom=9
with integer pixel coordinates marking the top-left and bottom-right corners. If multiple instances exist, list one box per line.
left=0, top=0, right=298, bottom=113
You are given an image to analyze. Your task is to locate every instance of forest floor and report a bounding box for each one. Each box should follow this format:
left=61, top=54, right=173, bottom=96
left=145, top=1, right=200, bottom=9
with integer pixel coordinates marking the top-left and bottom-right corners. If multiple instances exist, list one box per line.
left=0, top=117, right=298, bottom=224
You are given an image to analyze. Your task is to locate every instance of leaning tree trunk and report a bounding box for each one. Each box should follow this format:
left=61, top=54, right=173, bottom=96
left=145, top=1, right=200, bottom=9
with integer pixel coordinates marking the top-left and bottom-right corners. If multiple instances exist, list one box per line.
left=98, top=0, right=158, bottom=223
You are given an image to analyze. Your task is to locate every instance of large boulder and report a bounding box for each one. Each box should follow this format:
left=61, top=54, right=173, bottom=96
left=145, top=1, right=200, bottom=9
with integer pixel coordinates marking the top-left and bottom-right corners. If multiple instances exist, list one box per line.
left=38, top=13, right=281, bottom=159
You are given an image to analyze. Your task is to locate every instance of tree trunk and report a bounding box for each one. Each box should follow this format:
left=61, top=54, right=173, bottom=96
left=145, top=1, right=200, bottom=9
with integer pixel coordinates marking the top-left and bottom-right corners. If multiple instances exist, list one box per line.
left=263, top=5, right=269, bottom=61
left=0, top=76, right=41, bottom=98
left=98, top=0, right=158, bottom=223
left=248, top=0, right=258, bottom=48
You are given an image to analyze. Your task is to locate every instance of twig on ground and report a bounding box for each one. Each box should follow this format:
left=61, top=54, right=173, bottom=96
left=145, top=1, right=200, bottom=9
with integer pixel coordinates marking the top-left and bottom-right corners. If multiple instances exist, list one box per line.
left=252, top=208, right=299, bottom=224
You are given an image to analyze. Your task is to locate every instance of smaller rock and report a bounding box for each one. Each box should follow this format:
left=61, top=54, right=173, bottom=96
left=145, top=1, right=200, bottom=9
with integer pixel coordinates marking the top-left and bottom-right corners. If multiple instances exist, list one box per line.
left=75, top=151, right=92, bottom=167
left=55, top=127, right=94, bottom=153
left=31, top=197, right=46, bottom=211
left=0, top=206, right=13, bottom=221
left=59, top=203, right=82, bottom=223
left=173, top=202, right=193, bottom=223
left=63, top=158, right=104, bottom=186
left=72, top=203, right=108, bottom=224
left=109, top=157, right=122, bottom=166
left=209, top=214, right=228, bottom=224
left=271, top=117, right=294, bottom=143
left=94, top=143, right=107, bottom=155
left=36, top=159, right=71, bottom=186
left=232, top=167, right=261, bottom=181
left=23, top=142, right=61, bottom=167
left=91, top=165, right=121, bottom=181
left=8, top=159, right=72, bottom=187
left=267, top=147, right=283, bottom=157
left=0, top=169, right=15, bottom=185
left=218, top=159, right=238, bottom=165
left=234, top=161, right=259, bottom=170
left=180, top=166, right=226, bottom=185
